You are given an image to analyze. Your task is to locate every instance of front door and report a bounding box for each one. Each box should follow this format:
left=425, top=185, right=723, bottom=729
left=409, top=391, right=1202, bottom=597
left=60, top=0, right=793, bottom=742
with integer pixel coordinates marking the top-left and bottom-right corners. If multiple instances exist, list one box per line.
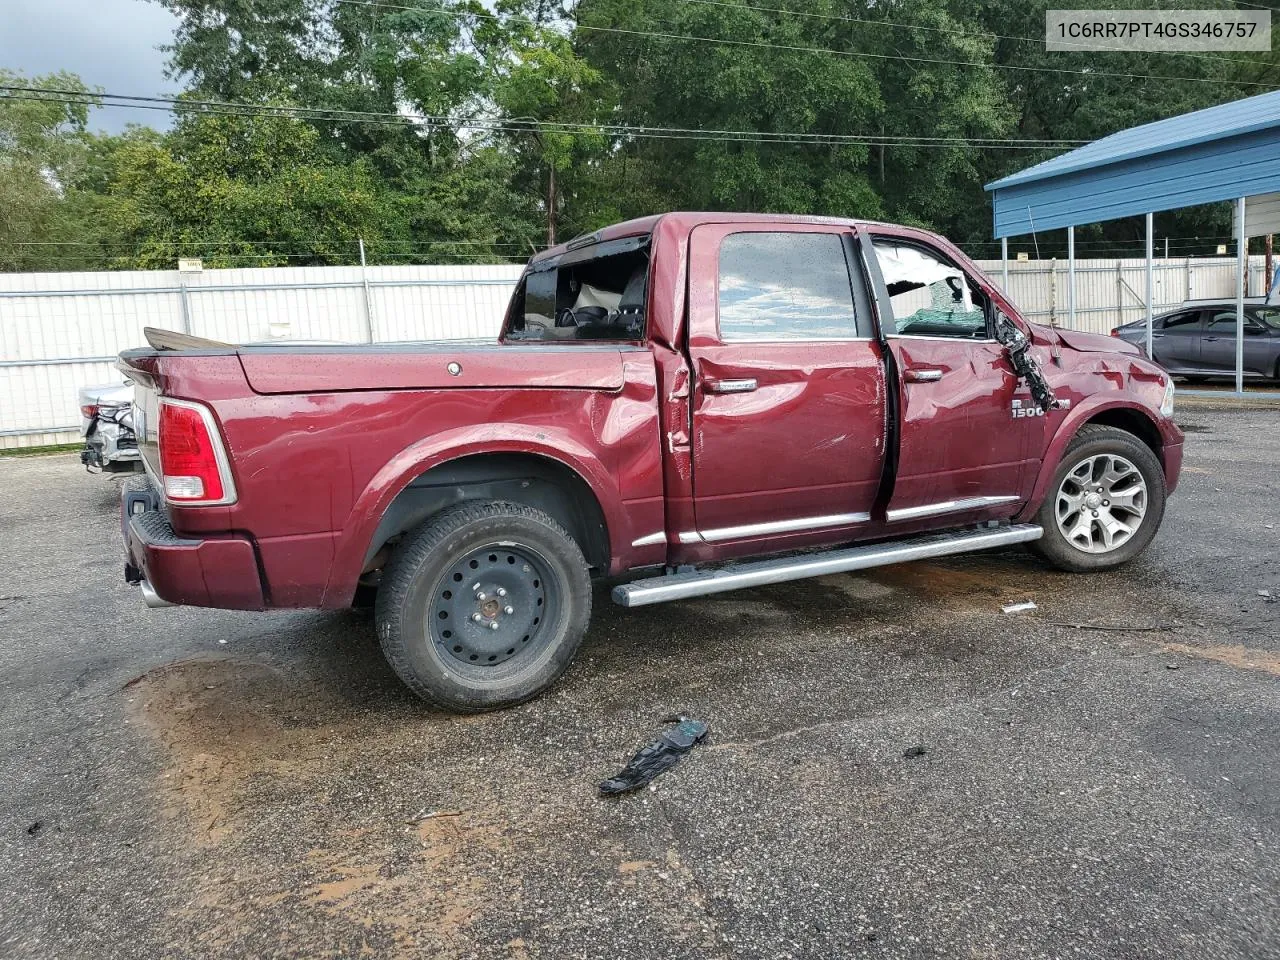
left=864, top=232, right=1039, bottom=526
left=685, top=222, right=887, bottom=555
left=1201, top=308, right=1274, bottom=376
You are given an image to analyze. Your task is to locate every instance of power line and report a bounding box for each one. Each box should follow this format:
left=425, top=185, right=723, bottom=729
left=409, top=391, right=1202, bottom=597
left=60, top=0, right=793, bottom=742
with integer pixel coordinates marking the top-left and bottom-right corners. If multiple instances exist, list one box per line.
left=0, top=88, right=1087, bottom=149
left=329, top=0, right=1274, bottom=89
left=1227, top=0, right=1280, bottom=12
left=0, top=85, right=1085, bottom=145
left=677, top=0, right=1270, bottom=70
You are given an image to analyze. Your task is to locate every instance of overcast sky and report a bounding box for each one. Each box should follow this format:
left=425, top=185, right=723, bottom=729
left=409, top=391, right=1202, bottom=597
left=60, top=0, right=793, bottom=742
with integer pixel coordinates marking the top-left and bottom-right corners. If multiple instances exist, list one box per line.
left=1, top=0, right=181, bottom=132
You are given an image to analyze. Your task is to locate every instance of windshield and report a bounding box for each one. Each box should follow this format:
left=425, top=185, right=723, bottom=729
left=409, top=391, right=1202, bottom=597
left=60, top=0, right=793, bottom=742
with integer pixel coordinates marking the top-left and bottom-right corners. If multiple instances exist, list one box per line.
left=506, top=238, right=650, bottom=341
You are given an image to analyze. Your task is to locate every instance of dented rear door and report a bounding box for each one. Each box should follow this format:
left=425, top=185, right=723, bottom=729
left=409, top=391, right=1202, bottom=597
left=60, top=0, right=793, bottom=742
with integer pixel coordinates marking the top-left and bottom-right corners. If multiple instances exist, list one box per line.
left=683, top=221, right=887, bottom=557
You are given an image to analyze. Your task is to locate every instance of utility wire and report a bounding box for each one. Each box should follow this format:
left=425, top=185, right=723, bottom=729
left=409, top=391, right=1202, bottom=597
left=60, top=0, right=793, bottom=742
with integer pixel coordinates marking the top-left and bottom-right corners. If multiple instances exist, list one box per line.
left=1226, top=0, right=1280, bottom=12
left=0, top=88, right=1087, bottom=149
left=676, top=0, right=1271, bottom=69
left=329, top=0, right=1275, bottom=88
left=0, top=85, right=1085, bottom=144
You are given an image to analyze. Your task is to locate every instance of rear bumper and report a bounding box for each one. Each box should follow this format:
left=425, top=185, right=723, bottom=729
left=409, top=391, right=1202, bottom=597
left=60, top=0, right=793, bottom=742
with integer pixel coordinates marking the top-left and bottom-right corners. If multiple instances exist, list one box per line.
left=121, top=477, right=265, bottom=610
left=82, top=422, right=141, bottom=468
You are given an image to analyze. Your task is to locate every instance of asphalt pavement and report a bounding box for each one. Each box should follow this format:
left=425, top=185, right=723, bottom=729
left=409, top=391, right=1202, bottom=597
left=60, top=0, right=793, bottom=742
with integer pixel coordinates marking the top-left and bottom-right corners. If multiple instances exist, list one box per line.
left=1, top=408, right=1278, bottom=960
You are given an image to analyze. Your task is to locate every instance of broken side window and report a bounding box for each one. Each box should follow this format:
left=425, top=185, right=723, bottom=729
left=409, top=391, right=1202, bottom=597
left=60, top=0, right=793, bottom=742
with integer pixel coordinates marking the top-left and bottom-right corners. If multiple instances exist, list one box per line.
left=507, top=237, right=650, bottom=342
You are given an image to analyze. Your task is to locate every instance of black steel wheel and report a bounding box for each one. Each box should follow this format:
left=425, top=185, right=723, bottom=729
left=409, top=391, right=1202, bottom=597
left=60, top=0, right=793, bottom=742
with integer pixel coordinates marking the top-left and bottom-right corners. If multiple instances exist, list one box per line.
left=430, top=544, right=557, bottom=670
left=375, top=501, right=591, bottom=711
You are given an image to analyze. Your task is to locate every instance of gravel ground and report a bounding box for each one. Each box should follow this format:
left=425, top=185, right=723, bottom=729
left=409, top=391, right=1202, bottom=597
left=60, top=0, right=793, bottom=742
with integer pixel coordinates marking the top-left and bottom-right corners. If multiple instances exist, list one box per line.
left=1, top=408, right=1278, bottom=960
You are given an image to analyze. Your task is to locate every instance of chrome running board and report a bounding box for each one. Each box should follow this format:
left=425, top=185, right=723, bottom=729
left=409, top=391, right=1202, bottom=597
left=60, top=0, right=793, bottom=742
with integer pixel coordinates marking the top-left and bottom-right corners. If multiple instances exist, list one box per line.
left=611, top=524, right=1043, bottom=608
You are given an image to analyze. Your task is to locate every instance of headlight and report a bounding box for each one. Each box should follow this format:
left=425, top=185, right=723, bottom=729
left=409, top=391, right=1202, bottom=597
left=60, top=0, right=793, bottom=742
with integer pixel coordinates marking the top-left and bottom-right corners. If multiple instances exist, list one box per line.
left=1160, top=378, right=1175, bottom=417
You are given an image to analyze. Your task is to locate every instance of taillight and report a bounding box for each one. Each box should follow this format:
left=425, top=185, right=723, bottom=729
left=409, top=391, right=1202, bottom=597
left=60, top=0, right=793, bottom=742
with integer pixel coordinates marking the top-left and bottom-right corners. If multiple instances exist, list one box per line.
left=157, top=399, right=235, bottom=503
left=81, top=404, right=99, bottom=418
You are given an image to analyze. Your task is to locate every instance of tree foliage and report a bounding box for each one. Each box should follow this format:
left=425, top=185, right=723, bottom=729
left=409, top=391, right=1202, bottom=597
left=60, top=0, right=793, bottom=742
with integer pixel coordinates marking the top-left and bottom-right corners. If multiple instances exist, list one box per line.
left=3, top=0, right=1278, bottom=271
left=0, top=70, right=99, bottom=271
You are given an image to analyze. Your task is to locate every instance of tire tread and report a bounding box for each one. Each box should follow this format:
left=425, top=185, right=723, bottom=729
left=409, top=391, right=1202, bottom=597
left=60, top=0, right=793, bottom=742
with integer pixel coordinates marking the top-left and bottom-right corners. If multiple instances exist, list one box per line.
left=375, top=500, right=591, bottom=711
left=1029, top=424, right=1167, bottom=573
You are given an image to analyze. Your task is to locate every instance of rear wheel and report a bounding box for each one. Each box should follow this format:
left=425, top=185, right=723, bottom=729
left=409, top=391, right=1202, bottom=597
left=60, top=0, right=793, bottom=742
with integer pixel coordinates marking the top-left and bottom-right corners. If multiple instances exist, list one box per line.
left=375, top=501, right=591, bottom=712
left=1029, top=425, right=1166, bottom=572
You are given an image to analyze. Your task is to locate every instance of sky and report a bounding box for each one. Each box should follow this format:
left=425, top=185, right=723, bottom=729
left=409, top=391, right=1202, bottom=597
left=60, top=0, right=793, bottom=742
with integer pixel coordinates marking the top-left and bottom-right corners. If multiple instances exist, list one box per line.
left=1, top=0, right=181, bottom=132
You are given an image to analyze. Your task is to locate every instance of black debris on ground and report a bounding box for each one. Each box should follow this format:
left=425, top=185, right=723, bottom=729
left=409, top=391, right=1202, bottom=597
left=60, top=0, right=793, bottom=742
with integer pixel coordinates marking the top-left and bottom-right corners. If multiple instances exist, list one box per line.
left=599, top=718, right=709, bottom=795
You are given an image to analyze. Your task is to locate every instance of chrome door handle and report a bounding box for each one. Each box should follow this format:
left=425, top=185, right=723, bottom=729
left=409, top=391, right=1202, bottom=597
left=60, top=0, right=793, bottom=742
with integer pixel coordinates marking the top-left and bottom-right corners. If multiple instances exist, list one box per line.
left=705, top=378, right=758, bottom=394
left=903, top=368, right=943, bottom=383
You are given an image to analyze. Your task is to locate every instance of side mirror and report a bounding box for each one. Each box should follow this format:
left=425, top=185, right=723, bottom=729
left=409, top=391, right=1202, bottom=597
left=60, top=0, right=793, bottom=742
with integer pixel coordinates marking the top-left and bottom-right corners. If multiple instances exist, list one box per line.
left=995, top=310, right=1059, bottom=412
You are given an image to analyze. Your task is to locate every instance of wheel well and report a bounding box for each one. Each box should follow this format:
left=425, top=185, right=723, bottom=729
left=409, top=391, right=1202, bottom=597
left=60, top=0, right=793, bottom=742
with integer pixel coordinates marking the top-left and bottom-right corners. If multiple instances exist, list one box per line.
left=1082, top=408, right=1162, bottom=460
left=364, top=453, right=610, bottom=575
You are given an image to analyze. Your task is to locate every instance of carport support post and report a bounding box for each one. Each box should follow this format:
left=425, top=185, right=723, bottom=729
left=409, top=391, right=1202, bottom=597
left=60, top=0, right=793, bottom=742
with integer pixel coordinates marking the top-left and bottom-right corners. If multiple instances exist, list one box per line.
left=1001, top=237, right=1008, bottom=292
left=358, top=237, right=376, bottom=343
left=1152, top=212, right=1162, bottom=358
left=1236, top=197, right=1247, bottom=395
left=1067, top=226, right=1076, bottom=329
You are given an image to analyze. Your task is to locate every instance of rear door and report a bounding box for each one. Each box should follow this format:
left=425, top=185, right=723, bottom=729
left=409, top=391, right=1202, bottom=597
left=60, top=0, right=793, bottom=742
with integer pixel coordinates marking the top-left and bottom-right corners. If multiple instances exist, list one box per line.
left=685, top=223, right=886, bottom=554
left=864, top=233, right=1038, bottom=526
left=1151, top=310, right=1204, bottom=371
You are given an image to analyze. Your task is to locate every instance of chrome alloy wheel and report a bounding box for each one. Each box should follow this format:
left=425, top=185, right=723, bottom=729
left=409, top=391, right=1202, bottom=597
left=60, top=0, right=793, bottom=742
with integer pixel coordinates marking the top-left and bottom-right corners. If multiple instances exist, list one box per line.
left=1054, top=453, right=1149, bottom=554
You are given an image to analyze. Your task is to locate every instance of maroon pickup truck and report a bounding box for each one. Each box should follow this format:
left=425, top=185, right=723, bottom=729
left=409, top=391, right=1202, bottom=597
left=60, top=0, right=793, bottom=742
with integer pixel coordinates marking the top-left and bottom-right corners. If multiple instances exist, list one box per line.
left=119, top=212, right=1183, bottom=711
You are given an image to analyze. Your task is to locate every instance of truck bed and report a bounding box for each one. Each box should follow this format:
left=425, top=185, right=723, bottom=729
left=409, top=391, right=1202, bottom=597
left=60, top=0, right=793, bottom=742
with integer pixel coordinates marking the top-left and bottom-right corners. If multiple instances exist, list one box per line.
left=117, top=339, right=666, bottom=608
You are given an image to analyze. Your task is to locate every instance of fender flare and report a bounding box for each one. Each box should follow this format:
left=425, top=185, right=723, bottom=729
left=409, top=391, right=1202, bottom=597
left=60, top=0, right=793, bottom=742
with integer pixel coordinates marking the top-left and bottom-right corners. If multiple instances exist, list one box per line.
left=321, top=425, right=625, bottom=607
left=1016, top=396, right=1163, bottom=523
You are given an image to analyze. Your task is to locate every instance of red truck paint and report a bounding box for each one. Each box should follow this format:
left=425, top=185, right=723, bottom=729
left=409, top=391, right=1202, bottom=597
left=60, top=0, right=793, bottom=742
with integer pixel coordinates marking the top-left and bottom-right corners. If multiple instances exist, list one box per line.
left=118, top=212, right=1183, bottom=612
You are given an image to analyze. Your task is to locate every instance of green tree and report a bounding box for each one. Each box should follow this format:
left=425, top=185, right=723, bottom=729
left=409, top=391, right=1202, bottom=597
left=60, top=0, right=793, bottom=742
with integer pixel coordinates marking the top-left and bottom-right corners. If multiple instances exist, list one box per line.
left=93, top=109, right=407, bottom=268
left=957, top=0, right=1279, bottom=254
left=0, top=70, right=100, bottom=272
left=572, top=0, right=886, bottom=223
left=476, top=0, right=610, bottom=244
left=149, top=0, right=549, bottom=256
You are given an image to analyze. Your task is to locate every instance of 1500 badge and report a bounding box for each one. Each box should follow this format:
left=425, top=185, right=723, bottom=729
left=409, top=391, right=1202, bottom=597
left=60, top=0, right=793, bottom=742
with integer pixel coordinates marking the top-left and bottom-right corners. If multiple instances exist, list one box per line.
left=1011, top=399, right=1043, bottom=418
left=1011, top=398, right=1071, bottom=418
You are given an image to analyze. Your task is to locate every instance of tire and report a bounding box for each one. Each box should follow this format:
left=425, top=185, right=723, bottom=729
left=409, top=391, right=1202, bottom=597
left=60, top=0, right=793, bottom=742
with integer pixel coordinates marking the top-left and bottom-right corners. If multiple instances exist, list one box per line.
left=375, top=500, right=592, bottom=712
left=1029, top=425, right=1167, bottom=573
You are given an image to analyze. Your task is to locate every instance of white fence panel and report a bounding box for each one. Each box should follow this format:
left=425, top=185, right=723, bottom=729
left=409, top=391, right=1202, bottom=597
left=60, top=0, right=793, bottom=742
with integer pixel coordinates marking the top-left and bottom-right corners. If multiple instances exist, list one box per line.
left=976, top=255, right=1268, bottom=334
left=0, top=264, right=523, bottom=449
left=0, top=255, right=1271, bottom=449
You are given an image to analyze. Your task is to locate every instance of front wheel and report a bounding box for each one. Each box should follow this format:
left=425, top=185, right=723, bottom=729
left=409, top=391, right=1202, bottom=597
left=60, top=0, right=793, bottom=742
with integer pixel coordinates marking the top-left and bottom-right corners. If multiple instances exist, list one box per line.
left=1029, top=425, right=1167, bottom=572
left=375, top=501, right=592, bottom=712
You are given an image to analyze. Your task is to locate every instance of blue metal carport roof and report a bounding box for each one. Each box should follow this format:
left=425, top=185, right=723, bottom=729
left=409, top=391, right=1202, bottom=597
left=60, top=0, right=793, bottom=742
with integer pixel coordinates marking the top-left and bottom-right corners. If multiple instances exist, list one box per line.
left=985, top=89, right=1280, bottom=238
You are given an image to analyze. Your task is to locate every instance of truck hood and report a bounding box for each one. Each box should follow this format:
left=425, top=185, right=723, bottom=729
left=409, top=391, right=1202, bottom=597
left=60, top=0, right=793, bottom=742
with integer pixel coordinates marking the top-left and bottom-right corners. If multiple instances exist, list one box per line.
left=1034, top=324, right=1141, bottom=357
left=237, top=341, right=634, bottom=394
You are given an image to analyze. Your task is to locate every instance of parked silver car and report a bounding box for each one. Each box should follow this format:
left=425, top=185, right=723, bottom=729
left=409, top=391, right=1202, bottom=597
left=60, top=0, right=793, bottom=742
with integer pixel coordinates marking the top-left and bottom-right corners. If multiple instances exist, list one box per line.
left=78, top=381, right=141, bottom=471
left=1112, top=298, right=1280, bottom=382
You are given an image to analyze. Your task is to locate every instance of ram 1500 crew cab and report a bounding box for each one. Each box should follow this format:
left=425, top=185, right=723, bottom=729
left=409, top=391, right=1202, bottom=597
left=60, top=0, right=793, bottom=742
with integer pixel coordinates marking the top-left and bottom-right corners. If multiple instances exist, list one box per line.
left=118, top=213, right=1183, bottom=711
